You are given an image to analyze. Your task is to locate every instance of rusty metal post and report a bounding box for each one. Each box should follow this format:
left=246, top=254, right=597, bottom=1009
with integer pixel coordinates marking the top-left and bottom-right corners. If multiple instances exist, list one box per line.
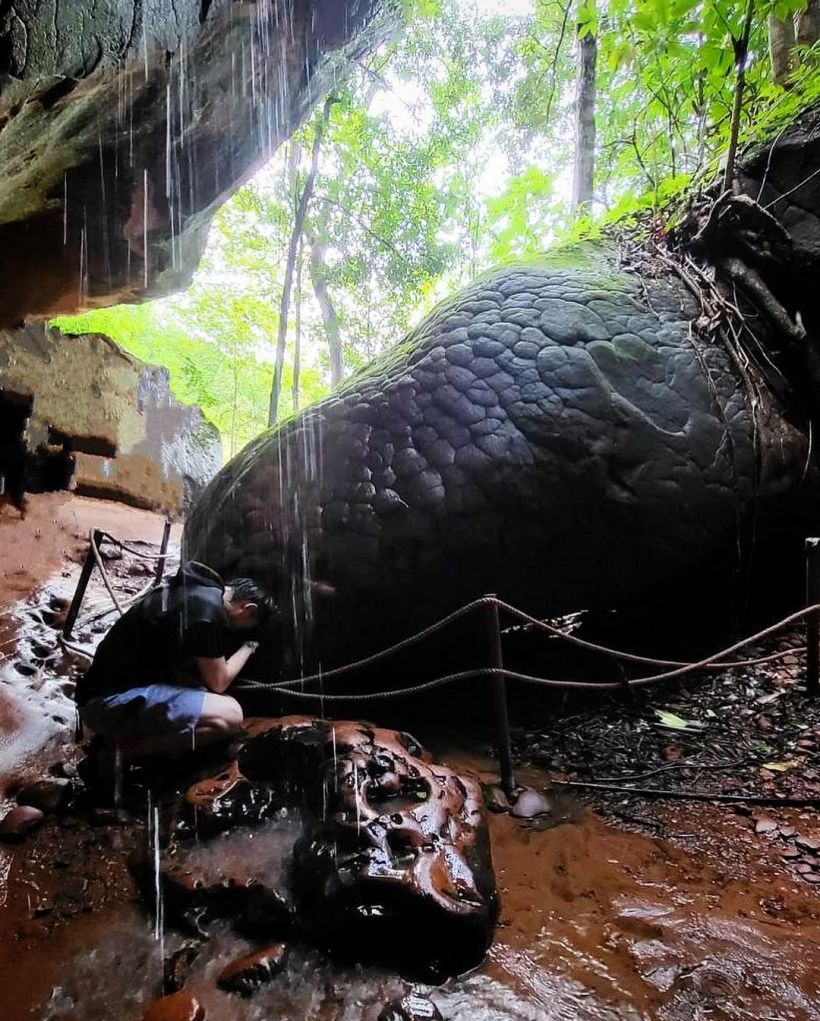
left=807, top=539, right=820, bottom=697
left=485, top=594, right=516, bottom=798
left=62, top=529, right=103, bottom=638
left=154, top=518, right=172, bottom=586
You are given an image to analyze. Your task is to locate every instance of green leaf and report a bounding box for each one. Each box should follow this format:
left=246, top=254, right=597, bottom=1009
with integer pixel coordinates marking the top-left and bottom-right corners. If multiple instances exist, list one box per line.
left=654, top=709, right=692, bottom=730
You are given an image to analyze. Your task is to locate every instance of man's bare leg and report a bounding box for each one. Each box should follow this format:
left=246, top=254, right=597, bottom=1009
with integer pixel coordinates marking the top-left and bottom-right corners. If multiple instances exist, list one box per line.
left=106, top=694, right=244, bottom=762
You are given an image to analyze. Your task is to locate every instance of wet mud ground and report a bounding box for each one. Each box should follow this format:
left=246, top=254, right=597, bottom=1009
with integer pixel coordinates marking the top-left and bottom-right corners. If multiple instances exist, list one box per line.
left=2, top=495, right=820, bottom=1019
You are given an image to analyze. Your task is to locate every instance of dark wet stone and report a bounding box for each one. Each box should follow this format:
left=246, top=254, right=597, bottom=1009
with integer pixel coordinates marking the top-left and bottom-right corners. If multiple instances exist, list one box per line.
left=182, top=762, right=280, bottom=836
left=142, top=990, right=205, bottom=1021
left=483, top=785, right=510, bottom=814
left=0, top=805, right=45, bottom=841
left=378, top=992, right=444, bottom=1021
left=163, top=943, right=202, bottom=995
left=141, top=847, right=293, bottom=941
left=510, top=789, right=553, bottom=819
left=217, top=943, right=289, bottom=996
left=17, top=777, right=72, bottom=813
left=283, top=719, right=499, bottom=981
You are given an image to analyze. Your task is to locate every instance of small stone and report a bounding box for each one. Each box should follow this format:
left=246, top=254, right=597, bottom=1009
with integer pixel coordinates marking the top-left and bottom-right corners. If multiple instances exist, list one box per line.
left=217, top=943, right=289, bottom=996
left=754, top=817, right=778, bottom=835
left=142, top=990, right=205, bottom=1021
left=483, top=785, right=509, bottom=814
left=164, top=943, right=202, bottom=995
left=31, top=896, right=54, bottom=917
left=0, top=805, right=45, bottom=841
left=803, top=872, right=820, bottom=884
left=378, top=993, right=444, bottom=1021
left=16, top=778, right=71, bottom=813
left=510, top=788, right=552, bottom=819
left=781, top=848, right=802, bottom=860
left=49, top=760, right=78, bottom=779
left=795, top=863, right=813, bottom=874
left=779, top=826, right=796, bottom=839
left=795, top=835, right=820, bottom=854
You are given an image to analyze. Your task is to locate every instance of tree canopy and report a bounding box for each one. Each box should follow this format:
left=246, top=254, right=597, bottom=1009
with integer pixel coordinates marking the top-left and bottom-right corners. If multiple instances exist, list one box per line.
left=54, top=0, right=820, bottom=457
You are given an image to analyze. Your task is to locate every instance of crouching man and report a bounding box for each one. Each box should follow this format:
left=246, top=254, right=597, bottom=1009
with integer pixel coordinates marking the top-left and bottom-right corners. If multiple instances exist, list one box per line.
left=75, top=562, right=275, bottom=764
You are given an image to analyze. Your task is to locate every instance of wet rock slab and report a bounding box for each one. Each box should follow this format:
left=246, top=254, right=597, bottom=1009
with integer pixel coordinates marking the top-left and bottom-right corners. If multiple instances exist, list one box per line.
left=142, top=990, right=206, bottom=1021
left=135, top=716, right=498, bottom=984
left=0, top=804, right=45, bottom=841
left=217, top=942, right=289, bottom=995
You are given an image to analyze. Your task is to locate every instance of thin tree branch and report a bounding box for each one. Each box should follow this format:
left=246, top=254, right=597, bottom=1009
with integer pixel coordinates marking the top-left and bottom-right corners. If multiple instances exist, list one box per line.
left=268, top=95, right=336, bottom=426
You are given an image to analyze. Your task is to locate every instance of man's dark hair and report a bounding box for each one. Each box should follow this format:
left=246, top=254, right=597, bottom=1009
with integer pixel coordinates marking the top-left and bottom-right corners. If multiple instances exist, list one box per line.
left=226, top=577, right=277, bottom=625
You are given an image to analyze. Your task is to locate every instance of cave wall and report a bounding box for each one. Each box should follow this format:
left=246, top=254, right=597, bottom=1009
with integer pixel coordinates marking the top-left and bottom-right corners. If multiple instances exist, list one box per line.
left=0, top=0, right=394, bottom=326
left=0, top=323, right=221, bottom=514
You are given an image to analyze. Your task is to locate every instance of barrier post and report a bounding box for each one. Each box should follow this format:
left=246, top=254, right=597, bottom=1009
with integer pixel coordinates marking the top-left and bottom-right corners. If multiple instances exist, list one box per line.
left=154, top=518, right=172, bottom=586
left=807, top=538, right=820, bottom=697
left=62, top=529, right=103, bottom=638
left=485, top=594, right=516, bottom=798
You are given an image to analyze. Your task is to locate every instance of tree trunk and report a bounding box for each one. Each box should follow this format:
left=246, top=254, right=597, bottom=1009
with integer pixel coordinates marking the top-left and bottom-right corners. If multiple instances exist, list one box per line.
left=309, top=232, right=344, bottom=388
left=769, top=12, right=796, bottom=85
left=572, top=1, right=597, bottom=214
left=292, top=236, right=303, bottom=413
left=723, top=0, right=755, bottom=193
left=268, top=97, right=334, bottom=427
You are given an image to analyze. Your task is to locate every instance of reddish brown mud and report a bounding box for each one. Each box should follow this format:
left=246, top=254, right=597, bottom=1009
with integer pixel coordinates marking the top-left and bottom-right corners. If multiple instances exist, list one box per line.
left=1, top=497, right=820, bottom=1019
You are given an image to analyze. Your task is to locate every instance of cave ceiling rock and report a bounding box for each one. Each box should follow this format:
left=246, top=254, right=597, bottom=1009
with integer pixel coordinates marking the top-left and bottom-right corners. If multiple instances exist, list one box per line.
left=0, top=0, right=395, bottom=326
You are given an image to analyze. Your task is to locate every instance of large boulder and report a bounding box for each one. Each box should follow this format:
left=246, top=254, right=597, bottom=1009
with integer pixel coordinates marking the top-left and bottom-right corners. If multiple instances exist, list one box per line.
left=184, top=240, right=815, bottom=668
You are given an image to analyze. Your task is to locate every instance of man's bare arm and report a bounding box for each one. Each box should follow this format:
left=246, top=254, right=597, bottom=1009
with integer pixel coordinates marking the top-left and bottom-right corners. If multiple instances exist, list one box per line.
left=196, top=642, right=258, bottom=694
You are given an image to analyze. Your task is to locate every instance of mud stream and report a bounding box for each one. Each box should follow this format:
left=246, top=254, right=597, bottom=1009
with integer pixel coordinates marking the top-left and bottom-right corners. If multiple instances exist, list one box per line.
left=1, top=498, right=820, bottom=1019
left=4, top=775, right=820, bottom=1020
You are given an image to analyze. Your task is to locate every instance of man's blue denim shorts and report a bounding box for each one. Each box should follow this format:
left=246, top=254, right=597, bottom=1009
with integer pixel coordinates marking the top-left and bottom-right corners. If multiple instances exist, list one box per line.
left=80, top=684, right=206, bottom=738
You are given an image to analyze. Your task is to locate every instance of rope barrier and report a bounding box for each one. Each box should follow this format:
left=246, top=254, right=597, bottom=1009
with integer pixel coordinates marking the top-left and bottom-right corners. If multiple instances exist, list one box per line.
left=495, top=599, right=801, bottom=671
left=250, top=596, right=497, bottom=690
left=97, top=531, right=178, bottom=562
left=239, top=600, right=819, bottom=704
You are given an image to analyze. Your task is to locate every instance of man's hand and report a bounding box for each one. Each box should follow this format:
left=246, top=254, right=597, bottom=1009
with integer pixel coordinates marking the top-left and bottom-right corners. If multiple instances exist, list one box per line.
left=197, top=642, right=259, bottom=694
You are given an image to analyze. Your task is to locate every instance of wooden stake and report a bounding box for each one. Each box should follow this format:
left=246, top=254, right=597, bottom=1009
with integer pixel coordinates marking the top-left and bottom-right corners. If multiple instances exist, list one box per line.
left=806, top=538, right=820, bottom=697
left=485, top=595, right=516, bottom=798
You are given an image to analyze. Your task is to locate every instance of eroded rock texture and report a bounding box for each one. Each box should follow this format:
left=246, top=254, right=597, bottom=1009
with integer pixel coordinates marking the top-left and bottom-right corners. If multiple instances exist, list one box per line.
left=185, top=241, right=815, bottom=667
left=145, top=717, right=497, bottom=980
left=0, top=0, right=393, bottom=325
left=0, top=322, right=220, bottom=513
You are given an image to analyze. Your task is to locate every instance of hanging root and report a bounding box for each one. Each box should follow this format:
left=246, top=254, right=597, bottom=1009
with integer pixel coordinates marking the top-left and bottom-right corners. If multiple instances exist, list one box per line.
left=719, top=256, right=806, bottom=345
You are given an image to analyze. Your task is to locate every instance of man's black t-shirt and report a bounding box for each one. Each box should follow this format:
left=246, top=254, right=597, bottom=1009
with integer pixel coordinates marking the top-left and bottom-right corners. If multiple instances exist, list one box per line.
left=75, top=562, right=232, bottom=705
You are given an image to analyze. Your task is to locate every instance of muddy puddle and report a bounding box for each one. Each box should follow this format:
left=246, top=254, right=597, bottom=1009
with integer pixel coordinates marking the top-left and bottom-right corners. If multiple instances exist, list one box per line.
left=2, top=496, right=820, bottom=1019
left=3, top=761, right=820, bottom=1020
